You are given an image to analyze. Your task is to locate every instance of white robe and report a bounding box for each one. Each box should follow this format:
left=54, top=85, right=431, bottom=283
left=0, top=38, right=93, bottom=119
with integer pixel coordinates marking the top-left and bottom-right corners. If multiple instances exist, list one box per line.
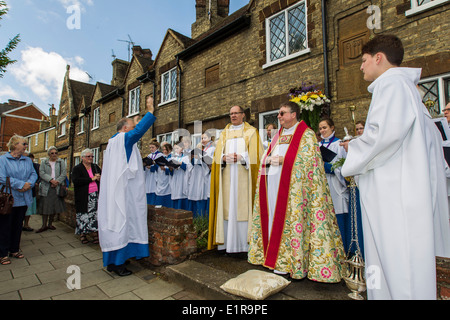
left=202, top=144, right=215, bottom=200
left=144, top=151, right=162, bottom=194
left=98, top=132, right=148, bottom=252
left=170, top=154, right=189, bottom=200
left=217, top=124, right=250, bottom=253
left=341, top=67, right=450, bottom=300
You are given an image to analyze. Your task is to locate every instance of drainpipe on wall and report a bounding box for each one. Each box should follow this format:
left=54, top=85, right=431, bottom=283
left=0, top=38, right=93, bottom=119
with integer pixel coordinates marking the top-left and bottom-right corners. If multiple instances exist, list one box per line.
left=321, top=0, right=330, bottom=98
left=177, top=56, right=183, bottom=129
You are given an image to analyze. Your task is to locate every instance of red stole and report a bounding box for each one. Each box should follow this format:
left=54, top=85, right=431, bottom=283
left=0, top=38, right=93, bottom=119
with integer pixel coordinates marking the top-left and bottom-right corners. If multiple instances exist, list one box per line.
left=259, top=121, right=308, bottom=269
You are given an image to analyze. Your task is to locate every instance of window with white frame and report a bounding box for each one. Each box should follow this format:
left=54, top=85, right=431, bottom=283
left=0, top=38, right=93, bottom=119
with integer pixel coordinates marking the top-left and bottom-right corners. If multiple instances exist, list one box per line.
left=161, top=67, right=177, bottom=104
left=92, top=108, right=100, bottom=130
left=264, top=1, right=309, bottom=69
left=418, top=73, right=450, bottom=116
left=259, top=110, right=280, bottom=144
left=35, top=134, right=38, bottom=146
left=157, top=132, right=174, bottom=146
left=44, top=132, right=49, bottom=150
left=79, top=116, right=84, bottom=134
left=406, top=0, right=449, bottom=16
left=129, top=86, right=140, bottom=116
left=59, top=119, right=66, bottom=137
left=92, top=147, right=100, bottom=164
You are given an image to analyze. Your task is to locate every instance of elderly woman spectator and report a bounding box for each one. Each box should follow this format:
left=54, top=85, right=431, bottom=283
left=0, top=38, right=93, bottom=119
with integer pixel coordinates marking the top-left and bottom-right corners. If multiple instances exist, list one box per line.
left=0, top=135, right=38, bottom=265
left=36, top=146, right=67, bottom=233
left=72, top=149, right=101, bottom=244
left=22, top=153, right=40, bottom=232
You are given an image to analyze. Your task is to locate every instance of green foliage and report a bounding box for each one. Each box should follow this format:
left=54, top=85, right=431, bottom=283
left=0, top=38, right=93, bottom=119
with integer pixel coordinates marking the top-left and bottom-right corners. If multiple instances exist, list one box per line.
left=193, top=214, right=209, bottom=250
left=0, top=1, right=21, bottom=78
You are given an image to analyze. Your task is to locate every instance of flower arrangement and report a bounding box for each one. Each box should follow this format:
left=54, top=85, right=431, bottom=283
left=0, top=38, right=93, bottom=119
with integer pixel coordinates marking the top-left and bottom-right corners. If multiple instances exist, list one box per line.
left=287, top=82, right=330, bottom=132
left=288, top=82, right=330, bottom=112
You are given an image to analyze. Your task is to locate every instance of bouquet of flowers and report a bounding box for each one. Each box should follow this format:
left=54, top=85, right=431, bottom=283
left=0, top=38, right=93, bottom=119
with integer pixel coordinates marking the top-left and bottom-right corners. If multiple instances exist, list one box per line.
left=288, top=82, right=330, bottom=132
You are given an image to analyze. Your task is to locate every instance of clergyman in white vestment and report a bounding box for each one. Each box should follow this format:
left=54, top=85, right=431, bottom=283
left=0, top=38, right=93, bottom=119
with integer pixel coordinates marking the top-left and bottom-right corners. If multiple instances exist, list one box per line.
left=98, top=97, right=156, bottom=276
left=341, top=35, right=450, bottom=300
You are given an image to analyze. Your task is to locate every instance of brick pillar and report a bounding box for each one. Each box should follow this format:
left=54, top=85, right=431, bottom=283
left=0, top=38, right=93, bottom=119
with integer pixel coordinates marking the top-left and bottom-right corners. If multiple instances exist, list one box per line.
left=146, top=205, right=197, bottom=266
left=437, top=256, right=450, bottom=300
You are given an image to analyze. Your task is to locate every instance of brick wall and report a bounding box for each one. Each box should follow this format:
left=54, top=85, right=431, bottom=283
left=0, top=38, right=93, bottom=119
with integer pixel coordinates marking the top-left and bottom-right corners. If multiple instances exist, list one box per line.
left=146, top=205, right=197, bottom=266
left=437, top=256, right=450, bottom=300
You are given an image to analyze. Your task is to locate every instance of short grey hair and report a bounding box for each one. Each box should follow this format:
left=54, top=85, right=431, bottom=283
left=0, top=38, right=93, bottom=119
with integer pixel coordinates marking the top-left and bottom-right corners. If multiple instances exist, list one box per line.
left=7, top=134, right=26, bottom=151
left=81, top=148, right=94, bottom=157
left=47, top=146, right=58, bottom=155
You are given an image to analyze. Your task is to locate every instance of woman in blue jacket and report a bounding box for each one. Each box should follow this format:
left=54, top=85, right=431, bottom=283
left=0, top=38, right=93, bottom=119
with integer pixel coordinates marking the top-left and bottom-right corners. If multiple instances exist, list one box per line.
left=0, top=135, right=37, bottom=265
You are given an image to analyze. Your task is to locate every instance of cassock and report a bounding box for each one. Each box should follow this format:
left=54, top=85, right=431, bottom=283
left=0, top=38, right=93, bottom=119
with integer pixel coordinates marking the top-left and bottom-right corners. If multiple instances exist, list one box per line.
left=98, top=112, right=155, bottom=267
left=341, top=67, right=450, bottom=300
left=320, top=133, right=349, bottom=251
left=208, top=122, right=263, bottom=252
left=248, top=121, right=344, bottom=282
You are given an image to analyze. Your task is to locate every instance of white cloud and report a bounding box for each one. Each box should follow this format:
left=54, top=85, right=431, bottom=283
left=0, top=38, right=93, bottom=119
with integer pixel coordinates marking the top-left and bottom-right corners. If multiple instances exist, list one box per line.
left=0, top=85, right=20, bottom=101
left=10, top=46, right=89, bottom=102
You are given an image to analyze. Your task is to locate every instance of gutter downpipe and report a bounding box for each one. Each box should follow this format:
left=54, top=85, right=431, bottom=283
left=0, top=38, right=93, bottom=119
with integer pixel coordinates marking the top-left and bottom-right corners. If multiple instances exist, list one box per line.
left=177, top=56, right=182, bottom=129
left=321, top=0, right=330, bottom=97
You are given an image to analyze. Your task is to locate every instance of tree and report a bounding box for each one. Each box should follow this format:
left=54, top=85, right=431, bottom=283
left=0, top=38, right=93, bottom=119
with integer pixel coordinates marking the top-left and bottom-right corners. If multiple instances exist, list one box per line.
left=0, top=1, right=20, bottom=78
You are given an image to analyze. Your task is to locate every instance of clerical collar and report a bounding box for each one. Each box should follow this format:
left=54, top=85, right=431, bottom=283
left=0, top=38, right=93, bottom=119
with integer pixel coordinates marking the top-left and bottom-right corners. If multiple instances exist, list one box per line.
left=230, top=123, right=244, bottom=130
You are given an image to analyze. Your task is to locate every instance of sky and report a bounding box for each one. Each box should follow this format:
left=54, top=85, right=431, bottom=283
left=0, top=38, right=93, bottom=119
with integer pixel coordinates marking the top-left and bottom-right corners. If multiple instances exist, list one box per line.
left=0, top=0, right=250, bottom=115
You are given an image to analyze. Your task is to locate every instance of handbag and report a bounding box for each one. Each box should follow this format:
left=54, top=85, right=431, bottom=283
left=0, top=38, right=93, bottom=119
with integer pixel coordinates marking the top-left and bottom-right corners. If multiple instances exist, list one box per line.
left=58, top=184, right=68, bottom=198
left=0, top=177, right=14, bottom=215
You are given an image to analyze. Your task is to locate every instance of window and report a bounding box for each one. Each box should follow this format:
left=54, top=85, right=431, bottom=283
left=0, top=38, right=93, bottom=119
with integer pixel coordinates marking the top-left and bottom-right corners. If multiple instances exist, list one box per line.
left=74, top=156, right=80, bottom=166
left=405, top=0, right=449, bottom=16
left=44, top=132, right=49, bottom=151
left=92, top=108, right=100, bottom=130
left=259, top=110, right=280, bottom=143
left=35, top=134, right=38, bottom=146
left=157, top=132, right=174, bottom=146
left=129, top=87, right=140, bottom=116
left=59, top=120, right=66, bottom=137
left=418, top=73, right=450, bottom=116
left=161, top=67, right=177, bottom=105
left=92, top=147, right=100, bottom=164
left=79, top=116, right=84, bottom=134
left=264, top=1, right=309, bottom=69
left=191, top=133, right=201, bottom=149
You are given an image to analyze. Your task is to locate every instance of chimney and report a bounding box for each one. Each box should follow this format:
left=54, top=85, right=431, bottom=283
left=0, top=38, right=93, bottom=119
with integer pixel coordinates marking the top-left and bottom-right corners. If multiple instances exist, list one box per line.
left=192, top=0, right=230, bottom=39
left=111, top=58, right=129, bottom=87
left=8, top=99, right=27, bottom=108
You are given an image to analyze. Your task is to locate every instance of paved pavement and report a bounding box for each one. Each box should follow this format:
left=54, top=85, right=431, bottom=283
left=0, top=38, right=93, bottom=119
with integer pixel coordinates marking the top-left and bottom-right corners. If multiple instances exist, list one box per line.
left=0, top=217, right=204, bottom=300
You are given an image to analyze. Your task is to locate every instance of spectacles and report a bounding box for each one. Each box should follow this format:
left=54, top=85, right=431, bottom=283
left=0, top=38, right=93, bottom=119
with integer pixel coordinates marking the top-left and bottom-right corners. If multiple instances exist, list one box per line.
left=50, top=152, right=58, bottom=155
left=84, top=155, right=94, bottom=158
left=444, top=108, right=450, bottom=112
left=22, top=143, right=28, bottom=146
left=229, top=112, right=244, bottom=116
left=278, top=111, right=292, bottom=116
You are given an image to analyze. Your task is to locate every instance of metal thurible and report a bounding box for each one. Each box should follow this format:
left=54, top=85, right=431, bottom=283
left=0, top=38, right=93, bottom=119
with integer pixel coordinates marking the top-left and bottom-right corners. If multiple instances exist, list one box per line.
left=342, top=176, right=367, bottom=300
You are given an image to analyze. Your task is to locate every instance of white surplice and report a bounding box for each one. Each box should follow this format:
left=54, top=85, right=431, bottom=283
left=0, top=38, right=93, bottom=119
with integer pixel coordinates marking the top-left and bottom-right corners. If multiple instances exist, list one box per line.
left=341, top=67, right=450, bottom=300
left=98, top=132, right=148, bottom=252
left=170, top=154, right=189, bottom=200
left=217, top=124, right=250, bottom=253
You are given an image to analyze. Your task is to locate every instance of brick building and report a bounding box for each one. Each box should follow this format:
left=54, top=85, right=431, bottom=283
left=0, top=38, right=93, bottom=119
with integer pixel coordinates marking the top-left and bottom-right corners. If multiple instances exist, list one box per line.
left=55, top=0, right=450, bottom=167
left=0, top=99, right=48, bottom=152
left=24, top=105, right=58, bottom=163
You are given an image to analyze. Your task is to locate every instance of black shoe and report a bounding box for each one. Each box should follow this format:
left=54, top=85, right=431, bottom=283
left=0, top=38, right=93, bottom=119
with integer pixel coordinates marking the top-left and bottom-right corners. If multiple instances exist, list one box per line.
left=107, top=264, right=132, bottom=276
